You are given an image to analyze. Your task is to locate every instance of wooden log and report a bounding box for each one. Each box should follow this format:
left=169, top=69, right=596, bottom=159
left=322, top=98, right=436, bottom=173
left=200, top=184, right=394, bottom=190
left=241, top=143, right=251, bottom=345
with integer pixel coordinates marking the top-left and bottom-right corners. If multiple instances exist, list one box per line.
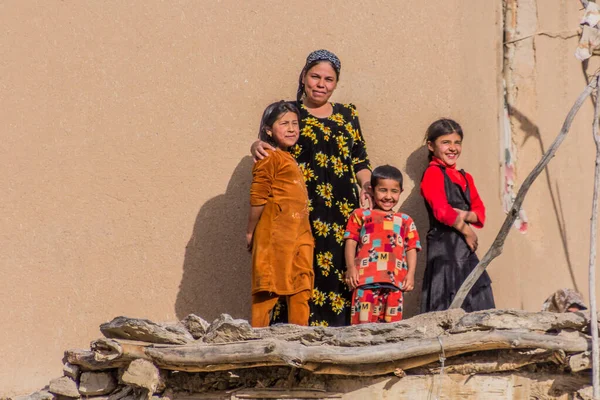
left=451, top=309, right=588, bottom=333
left=65, top=339, right=153, bottom=370
left=64, top=349, right=130, bottom=371
left=100, top=316, right=194, bottom=344
left=144, top=329, right=591, bottom=375
left=259, top=309, right=465, bottom=347
left=411, top=349, right=566, bottom=375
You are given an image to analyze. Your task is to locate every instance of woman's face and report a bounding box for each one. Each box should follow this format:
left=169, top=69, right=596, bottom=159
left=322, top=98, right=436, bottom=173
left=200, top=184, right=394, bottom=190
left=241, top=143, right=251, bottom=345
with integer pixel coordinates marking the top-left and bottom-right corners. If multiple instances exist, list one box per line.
left=267, top=111, right=299, bottom=150
left=427, top=132, right=462, bottom=166
left=302, top=62, right=338, bottom=106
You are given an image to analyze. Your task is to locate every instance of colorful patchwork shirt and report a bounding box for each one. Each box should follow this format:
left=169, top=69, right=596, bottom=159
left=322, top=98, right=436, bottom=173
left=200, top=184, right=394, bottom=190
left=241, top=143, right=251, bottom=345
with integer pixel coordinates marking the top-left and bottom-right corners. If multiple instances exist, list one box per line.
left=344, top=209, right=421, bottom=289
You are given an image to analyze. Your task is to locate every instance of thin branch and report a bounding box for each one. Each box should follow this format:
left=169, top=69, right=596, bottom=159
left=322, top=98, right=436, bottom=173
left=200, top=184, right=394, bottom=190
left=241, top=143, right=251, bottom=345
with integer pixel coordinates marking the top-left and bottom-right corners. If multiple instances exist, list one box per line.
left=449, top=75, right=599, bottom=310
left=503, top=30, right=580, bottom=45
left=589, top=76, right=600, bottom=399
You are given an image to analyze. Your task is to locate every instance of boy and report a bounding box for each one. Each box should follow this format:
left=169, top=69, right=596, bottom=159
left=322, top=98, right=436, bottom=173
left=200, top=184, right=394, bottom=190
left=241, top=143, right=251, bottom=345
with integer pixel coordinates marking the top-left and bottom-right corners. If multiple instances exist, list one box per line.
left=344, top=165, right=421, bottom=324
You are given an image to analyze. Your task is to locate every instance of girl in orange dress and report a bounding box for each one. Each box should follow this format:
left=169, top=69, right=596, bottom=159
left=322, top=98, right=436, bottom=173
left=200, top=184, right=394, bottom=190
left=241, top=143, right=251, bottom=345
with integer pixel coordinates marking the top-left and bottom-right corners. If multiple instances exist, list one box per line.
left=246, top=101, right=314, bottom=327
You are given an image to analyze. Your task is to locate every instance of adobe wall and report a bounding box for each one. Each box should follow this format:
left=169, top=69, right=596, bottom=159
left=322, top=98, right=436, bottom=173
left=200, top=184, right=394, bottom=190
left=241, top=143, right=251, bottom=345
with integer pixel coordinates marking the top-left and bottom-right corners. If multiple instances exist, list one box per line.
left=1, top=0, right=596, bottom=395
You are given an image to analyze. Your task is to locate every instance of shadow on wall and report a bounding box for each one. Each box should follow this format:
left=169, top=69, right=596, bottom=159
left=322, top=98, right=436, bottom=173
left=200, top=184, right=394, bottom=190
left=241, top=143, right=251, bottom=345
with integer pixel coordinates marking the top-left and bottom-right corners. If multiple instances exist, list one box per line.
left=508, top=105, right=580, bottom=293
left=175, top=156, right=254, bottom=322
left=399, top=146, right=430, bottom=318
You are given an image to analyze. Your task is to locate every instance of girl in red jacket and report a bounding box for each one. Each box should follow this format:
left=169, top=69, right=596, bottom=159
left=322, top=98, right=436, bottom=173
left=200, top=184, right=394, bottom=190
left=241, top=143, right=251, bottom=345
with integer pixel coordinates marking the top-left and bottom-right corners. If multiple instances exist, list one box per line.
left=420, top=118, right=495, bottom=312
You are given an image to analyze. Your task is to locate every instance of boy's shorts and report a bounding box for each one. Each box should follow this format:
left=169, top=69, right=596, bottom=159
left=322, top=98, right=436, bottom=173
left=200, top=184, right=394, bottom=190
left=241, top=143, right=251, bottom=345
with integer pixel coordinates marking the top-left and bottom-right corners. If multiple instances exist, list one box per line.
left=351, top=286, right=403, bottom=324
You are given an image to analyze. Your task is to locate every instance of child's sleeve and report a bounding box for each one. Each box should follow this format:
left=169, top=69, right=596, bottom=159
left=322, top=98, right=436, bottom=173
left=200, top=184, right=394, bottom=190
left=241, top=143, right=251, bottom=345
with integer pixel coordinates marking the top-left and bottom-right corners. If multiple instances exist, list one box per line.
left=343, top=209, right=363, bottom=242
left=466, top=172, right=486, bottom=229
left=420, top=166, right=459, bottom=226
left=403, top=215, right=422, bottom=252
left=250, top=154, right=277, bottom=206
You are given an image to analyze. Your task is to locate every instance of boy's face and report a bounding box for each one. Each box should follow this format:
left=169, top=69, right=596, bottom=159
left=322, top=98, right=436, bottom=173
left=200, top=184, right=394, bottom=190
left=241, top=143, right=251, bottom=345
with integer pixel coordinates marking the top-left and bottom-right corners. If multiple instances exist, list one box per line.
left=373, top=178, right=402, bottom=212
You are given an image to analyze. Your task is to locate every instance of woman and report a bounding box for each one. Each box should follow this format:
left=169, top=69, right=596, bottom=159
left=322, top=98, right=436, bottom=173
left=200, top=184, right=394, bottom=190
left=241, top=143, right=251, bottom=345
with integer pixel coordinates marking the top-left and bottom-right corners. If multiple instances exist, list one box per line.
left=251, top=49, right=372, bottom=326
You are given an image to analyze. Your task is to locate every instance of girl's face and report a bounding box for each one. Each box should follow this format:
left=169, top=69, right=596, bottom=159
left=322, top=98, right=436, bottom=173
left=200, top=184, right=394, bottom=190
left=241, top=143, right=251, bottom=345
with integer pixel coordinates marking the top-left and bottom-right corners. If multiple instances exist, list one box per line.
left=302, top=62, right=338, bottom=107
left=267, top=112, right=299, bottom=150
left=427, top=132, right=462, bottom=166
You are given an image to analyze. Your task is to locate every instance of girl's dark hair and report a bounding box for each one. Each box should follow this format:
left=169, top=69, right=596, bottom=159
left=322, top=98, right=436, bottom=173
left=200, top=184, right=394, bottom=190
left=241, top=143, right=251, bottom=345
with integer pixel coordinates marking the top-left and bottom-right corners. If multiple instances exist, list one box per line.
left=424, top=118, right=464, bottom=160
left=258, top=101, right=300, bottom=147
left=371, top=165, right=404, bottom=191
left=296, top=60, right=341, bottom=103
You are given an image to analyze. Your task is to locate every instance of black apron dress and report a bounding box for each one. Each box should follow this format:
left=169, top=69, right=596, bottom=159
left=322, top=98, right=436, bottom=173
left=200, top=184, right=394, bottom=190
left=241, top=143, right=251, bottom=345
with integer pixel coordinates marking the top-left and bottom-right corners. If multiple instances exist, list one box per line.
left=420, top=165, right=495, bottom=313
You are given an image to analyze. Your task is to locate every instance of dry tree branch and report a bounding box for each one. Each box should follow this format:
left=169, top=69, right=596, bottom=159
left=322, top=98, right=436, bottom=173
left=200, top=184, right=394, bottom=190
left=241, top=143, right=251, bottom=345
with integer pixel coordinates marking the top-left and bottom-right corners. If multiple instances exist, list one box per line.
left=589, top=76, right=600, bottom=400
left=449, top=74, right=599, bottom=310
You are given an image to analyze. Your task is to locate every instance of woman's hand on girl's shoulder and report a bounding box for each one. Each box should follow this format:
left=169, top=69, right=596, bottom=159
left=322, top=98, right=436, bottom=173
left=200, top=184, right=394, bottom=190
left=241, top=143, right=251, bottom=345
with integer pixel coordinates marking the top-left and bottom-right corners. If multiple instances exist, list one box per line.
left=251, top=140, right=275, bottom=162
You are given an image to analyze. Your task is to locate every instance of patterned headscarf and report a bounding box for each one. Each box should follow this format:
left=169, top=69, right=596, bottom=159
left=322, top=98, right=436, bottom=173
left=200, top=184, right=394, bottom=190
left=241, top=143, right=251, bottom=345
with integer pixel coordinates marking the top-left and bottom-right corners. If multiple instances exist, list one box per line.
left=541, top=288, right=587, bottom=313
left=297, top=49, right=341, bottom=102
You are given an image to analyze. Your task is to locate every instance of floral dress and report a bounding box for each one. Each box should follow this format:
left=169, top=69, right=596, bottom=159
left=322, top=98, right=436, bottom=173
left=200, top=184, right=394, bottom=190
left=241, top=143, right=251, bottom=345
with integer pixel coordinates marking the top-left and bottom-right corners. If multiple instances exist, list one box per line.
left=272, top=102, right=371, bottom=327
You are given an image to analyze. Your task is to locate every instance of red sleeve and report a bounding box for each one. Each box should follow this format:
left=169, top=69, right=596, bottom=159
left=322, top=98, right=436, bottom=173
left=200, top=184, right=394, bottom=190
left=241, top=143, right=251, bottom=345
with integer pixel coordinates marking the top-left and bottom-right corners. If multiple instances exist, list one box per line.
left=344, top=209, right=363, bottom=242
left=420, top=166, right=459, bottom=227
left=466, top=172, right=486, bottom=229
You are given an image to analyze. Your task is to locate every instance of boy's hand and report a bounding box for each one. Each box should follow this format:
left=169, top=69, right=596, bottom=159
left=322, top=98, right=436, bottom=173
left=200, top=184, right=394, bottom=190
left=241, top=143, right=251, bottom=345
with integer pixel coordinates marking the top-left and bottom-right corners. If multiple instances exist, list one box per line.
left=246, top=232, right=253, bottom=252
left=401, top=273, right=415, bottom=292
left=345, top=265, right=360, bottom=290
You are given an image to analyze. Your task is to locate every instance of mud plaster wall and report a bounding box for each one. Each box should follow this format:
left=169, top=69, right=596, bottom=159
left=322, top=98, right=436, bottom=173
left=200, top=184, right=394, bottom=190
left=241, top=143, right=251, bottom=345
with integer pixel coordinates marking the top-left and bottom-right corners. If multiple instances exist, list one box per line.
left=501, top=0, right=600, bottom=312
left=2, top=0, right=589, bottom=395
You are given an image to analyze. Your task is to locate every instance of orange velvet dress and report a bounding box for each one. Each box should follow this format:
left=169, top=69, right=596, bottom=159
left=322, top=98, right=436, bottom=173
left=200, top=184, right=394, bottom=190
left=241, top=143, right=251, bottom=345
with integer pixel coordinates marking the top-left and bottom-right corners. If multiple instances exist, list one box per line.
left=250, top=149, right=314, bottom=296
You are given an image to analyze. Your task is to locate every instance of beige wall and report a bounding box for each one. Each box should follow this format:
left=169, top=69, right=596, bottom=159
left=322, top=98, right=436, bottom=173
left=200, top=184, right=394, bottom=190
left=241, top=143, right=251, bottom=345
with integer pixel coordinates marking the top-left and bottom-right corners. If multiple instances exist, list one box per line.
left=2, top=0, right=596, bottom=395
left=499, top=0, right=600, bottom=311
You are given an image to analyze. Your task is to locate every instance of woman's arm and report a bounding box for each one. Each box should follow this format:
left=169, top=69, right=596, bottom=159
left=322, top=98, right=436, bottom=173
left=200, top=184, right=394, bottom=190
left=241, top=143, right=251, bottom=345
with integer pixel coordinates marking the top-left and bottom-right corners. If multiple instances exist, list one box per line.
left=356, top=169, right=373, bottom=209
left=251, top=140, right=276, bottom=162
left=347, top=105, right=373, bottom=208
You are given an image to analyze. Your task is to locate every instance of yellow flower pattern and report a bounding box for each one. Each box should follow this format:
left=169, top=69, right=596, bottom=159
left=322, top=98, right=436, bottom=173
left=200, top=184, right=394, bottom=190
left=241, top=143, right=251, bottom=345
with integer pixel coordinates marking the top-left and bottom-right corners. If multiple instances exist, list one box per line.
left=290, top=144, right=302, bottom=158
left=312, top=218, right=331, bottom=237
left=312, top=288, right=326, bottom=306
left=329, top=113, right=345, bottom=126
left=336, top=198, right=354, bottom=219
left=316, top=251, right=334, bottom=277
left=298, top=163, right=317, bottom=183
left=330, top=155, right=349, bottom=178
left=315, top=152, right=329, bottom=168
left=328, top=292, right=347, bottom=314
left=332, top=223, right=345, bottom=245
left=301, top=125, right=318, bottom=144
left=316, top=183, right=333, bottom=200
